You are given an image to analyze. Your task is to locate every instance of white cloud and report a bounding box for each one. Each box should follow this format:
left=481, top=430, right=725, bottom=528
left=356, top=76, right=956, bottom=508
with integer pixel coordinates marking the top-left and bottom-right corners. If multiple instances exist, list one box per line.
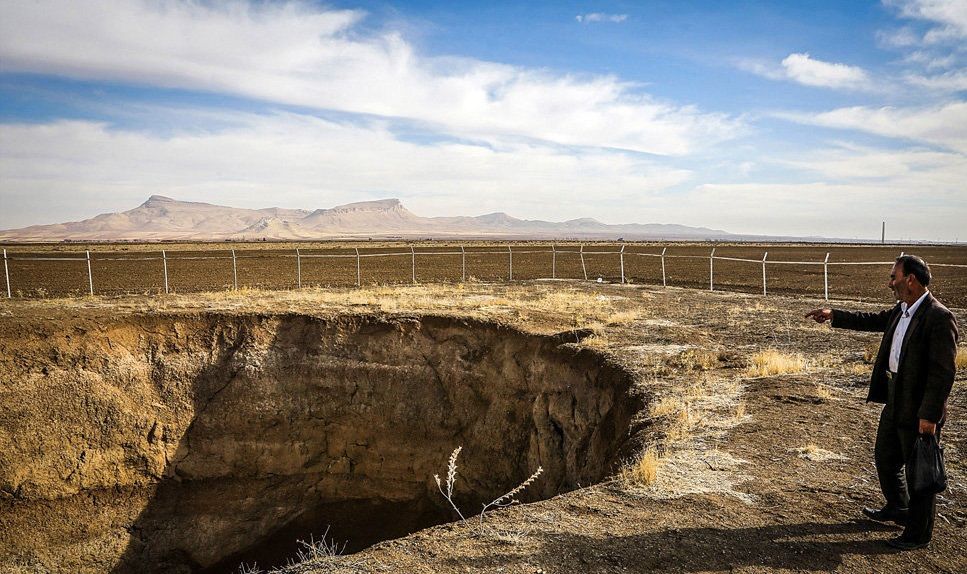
left=576, top=13, right=628, bottom=24
left=780, top=53, right=871, bottom=90
left=904, top=68, right=967, bottom=91
left=737, top=54, right=872, bottom=91
left=779, top=102, right=967, bottom=152
left=885, top=0, right=967, bottom=43
left=0, top=1, right=732, bottom=155
left=0, top=115, right=693, bottom=229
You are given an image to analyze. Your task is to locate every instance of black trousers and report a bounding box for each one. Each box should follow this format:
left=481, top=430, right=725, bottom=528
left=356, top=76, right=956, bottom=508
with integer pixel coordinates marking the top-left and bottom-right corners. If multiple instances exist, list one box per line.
left=874, top=406, right=941, bottom=543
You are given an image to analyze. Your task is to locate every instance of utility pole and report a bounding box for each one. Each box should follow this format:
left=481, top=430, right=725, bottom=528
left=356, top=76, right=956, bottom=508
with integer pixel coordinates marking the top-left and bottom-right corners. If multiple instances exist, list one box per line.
left=881, top=221, right=885, bottom=244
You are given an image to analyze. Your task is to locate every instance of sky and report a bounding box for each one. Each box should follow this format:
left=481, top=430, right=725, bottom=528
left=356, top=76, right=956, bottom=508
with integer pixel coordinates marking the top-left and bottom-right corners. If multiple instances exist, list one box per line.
left=0, top=0, right=965, bottom=241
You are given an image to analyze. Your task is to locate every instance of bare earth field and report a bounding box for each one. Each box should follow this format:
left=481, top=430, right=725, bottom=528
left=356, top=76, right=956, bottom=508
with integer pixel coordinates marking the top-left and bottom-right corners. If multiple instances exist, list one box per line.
left=1, top=280, right=965, bottom=574
left=4, top=242, right=966, bottom=307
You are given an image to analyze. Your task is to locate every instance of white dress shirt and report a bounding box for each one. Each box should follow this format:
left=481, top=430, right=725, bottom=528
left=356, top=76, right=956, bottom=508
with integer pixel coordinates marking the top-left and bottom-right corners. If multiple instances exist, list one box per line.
left=889, top=290, right=929, bottom=373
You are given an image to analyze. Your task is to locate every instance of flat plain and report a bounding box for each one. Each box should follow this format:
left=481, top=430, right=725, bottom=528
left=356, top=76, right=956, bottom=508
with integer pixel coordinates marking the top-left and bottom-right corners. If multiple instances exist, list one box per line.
left=4, top=241, right=966, bottom=307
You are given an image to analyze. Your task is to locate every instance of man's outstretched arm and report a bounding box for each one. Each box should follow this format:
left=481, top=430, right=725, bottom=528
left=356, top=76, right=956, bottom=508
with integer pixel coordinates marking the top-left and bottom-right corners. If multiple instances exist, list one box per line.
left=805, top=306, right=897, bottom=332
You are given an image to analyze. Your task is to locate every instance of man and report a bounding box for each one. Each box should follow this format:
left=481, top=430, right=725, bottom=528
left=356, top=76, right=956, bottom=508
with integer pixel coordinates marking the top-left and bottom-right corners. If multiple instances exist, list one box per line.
left=805, top=254, right=958, bottom=550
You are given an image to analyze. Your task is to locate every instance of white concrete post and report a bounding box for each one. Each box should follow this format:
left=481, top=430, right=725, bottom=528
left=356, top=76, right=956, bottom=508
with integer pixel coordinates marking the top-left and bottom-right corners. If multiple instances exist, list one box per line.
left=296, top=248, right=301, bottom=289
left=355, top=248, right=361, bottom=287
left=580, top=244, right=587, bottom=280
left=86, top=250, right=94, bottom=296
left=619, top=244, right=626, bottom=284
left=411, top=246, right=416, bottom=284
left=823, top=252, right=830, bottom=301
left=231, top=249, right=238, bottom=291
left=709, top=248, right=715, bottom=291
left=162, top=250, right=169, bottom=294
left=508, top=245, right=513, bottom=281
left=761, top=251, right=768, bottom=296
left=461, top=246, right=466, bottom=282
left=551, top=244, right=556, bottom=279
left=661, top=247, right=667, bottom=287
left=3, top=249, right=10, bottom=298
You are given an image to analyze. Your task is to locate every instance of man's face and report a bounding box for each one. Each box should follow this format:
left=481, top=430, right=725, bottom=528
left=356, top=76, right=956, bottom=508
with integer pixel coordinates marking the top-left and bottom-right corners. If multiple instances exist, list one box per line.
left=889, top=263, right=911, bottom=301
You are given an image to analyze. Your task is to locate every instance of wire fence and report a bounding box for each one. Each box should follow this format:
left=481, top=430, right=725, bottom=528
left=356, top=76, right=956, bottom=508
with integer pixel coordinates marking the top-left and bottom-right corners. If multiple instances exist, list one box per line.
left=3, top=244, right=966, bottom=304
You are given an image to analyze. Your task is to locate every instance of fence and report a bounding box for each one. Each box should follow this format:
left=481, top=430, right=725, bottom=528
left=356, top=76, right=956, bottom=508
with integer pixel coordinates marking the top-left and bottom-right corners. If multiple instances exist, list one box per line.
left=3, top=245, right=966, bottom=304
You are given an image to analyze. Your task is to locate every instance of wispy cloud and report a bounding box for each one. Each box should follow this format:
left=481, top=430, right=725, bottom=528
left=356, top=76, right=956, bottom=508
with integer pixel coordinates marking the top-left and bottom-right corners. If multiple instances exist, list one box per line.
left=0, top=112, right=693, bottom=229
left=0, top=1, right=729, bottom=155
left=884, top=0, right=967, bottom=43
left=738, top=53, right=872, bottom=91
left=777, top=101, right=967, bottom=152
left=575, top=13, right=628, bottom=24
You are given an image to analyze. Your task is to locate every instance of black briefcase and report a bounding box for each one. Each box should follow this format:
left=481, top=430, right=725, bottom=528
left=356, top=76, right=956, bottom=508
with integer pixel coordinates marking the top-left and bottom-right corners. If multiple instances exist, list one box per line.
left=909, top=433, right=947, bottom=496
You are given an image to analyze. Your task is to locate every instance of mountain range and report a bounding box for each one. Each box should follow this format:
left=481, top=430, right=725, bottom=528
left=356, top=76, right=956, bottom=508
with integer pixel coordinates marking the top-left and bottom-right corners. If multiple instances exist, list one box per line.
left=0, top=196, right=736, bottom=241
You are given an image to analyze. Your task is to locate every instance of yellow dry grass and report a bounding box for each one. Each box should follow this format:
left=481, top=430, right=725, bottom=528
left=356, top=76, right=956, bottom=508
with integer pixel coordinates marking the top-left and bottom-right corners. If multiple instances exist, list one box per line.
left=957, top=347, right=967, bottom=371
left=814, top=384, right=833, bottom=402
left=794, top=444, right=847, bottom=462
left=620, top=449, right=660, bottom=486
left=863, top=340, right=880, bottom=364
left=676, top=349, right=721, bottom=371
left=746, top=349, right=807, bottom=377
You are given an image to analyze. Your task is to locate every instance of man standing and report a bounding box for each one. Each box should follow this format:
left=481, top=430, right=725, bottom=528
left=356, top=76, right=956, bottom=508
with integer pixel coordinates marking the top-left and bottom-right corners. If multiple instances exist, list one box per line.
left=805, top=254, right=958, bottom=550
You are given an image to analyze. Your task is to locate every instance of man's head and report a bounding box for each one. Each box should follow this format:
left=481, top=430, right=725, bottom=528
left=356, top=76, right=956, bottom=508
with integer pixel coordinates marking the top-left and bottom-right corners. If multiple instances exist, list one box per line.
left=889, top=255, right=930, bottom=304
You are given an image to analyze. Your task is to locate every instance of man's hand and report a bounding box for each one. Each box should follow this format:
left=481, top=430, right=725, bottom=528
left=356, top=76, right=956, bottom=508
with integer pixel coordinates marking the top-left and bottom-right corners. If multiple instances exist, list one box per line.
left=805, top=308, right=833, bottom=324
left=919, top=419, right=937, bottom=435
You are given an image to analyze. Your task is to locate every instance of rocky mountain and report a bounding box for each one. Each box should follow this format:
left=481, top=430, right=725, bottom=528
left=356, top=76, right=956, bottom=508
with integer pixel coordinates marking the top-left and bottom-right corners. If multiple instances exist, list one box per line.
left=0, top=196, right=735, bottom=241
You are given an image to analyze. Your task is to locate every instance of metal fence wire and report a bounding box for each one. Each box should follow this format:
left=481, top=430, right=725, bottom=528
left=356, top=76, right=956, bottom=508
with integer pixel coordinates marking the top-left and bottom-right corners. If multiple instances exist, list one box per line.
left=3, top=245, right=965, bottom=301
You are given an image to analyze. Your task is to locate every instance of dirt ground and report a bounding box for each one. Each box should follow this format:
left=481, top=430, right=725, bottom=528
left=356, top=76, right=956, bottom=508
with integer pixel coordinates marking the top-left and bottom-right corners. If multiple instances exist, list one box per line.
left=1, top=280, right=965, bottom=573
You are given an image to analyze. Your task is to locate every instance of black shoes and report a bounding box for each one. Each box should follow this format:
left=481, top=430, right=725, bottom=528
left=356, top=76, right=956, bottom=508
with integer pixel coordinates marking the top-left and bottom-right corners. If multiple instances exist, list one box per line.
left=886, top=535, right=929, bottom=551
left=862, top=505, right=909, bottom=525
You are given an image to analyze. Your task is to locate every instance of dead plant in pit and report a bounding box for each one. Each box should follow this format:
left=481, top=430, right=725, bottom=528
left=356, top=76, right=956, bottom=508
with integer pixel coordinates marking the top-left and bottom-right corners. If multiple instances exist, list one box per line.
left=434, top=446, right=544, bottom=528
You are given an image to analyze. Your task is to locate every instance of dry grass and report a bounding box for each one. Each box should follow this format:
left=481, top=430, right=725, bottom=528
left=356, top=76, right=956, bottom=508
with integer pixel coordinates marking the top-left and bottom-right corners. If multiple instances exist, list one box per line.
left=675, top=349, right=721, bottom=371
left=793, top=444, right=847, bottom=462
left=814, top=384, right=833, bottom=402
left=734, top=402, right=747, bottom=420
left=746, top=349, right=807, bottom=378
left=649, top=396, right=684, bottom=419
left=957, top=347, right=967, bottom=371
left=863, top=340, right=880, bottom=363
left=844, top=363, right=870, bottom=376
left=620, top=449, right=660, bottom=486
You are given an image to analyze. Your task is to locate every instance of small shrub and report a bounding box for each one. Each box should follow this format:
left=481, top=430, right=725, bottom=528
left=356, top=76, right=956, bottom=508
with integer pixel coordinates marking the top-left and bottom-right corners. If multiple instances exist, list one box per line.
left=863, top=341, right=880, bottom=363
left=746, top=349, right=806, bottom=377
left=957, top=348, right=967, bottom=371
left=677, top=349, right=721, bottom=371
left=814, top=384, right=833, bottom=402
left=734, top=402, right=747, bottom=419
left=620, top=449, right=660, bottom=486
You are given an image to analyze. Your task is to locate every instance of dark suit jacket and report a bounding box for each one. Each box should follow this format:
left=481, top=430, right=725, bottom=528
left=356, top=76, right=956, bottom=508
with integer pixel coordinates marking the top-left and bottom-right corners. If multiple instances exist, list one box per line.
left=832, top=292, right=959, bottom=425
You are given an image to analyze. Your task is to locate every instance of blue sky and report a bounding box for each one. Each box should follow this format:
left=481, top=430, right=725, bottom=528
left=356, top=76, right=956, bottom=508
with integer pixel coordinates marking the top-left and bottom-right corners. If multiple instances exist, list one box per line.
left=1, top=0, right=965, bottom=240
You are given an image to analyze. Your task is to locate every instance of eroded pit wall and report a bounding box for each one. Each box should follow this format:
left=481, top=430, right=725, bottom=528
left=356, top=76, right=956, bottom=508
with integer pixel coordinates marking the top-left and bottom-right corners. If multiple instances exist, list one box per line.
left=0, top=313, right=640, bottom=573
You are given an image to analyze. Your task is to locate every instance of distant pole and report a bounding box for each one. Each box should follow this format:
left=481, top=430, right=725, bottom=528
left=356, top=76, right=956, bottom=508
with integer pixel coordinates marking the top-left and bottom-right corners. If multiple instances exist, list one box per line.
left=761, top=251, right=768, bottom=296
left=460, top=246, right=466, bottom=282
left=709, top=248, right=715, bottom=291
left=619, top=244, right=626, bottom=284
left=882, top=221, right=885, bottom=244
left=162, top=250, right=169, bottom=294
left=551, top=244, right=556, bottom=279
left=823, top=252, right=830, bottom=301
left=296, top=248, right=301, bottom=289
left=580, top=244, right=587, bottom=280
left=355, top=248, right=361, bottom=287
left=231, top=249, right=238, bottom=291
left=508, top=245, right=513, bottom=281
left=86, top=250, right=94, bottom=296
left=411, top=246, right=416, bottom=284
left=3, top=249, right=10, bottom=298
left=660, top=247, right=667, bottom=287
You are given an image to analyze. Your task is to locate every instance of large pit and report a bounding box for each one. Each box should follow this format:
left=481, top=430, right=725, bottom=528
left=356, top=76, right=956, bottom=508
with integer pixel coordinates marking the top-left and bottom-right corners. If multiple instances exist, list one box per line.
left=0, top=313, right=640, bottom=573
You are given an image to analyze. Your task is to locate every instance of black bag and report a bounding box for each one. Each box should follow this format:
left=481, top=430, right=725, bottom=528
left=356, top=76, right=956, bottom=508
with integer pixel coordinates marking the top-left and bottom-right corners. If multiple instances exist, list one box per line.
left=909, top=433, right=947, bottom=496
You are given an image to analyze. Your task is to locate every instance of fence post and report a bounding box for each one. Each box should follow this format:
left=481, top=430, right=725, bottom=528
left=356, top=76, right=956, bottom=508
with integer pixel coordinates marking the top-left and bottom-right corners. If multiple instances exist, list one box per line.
left=162, top=250, right=169, bottom=294
left=823, top=252, right=830, bottom=301
left=709, top=248, right=715, bottom=291
left=3, top=249, right=10, bottom=298
left=231, top=249, right=238, bottom=291
left=86, top=250, right=94, bottom=296
left=620, top=244, right=626, bottom=284
left=580, top=244, right=587, bottom=280
left=551, top=244, right=556, bottom=279
left=461, top=246, right=466, bottom=282
left=761, top=251, right=768, bottom=296
left=411, top=246, right=416, bottom=284
left=296, top=248, right=301, bottom=289
left=661, top=247, right=667, bottom=287
left=508, top=245, right=513, bottom=281
left=355, top=248, right=361, bottom=287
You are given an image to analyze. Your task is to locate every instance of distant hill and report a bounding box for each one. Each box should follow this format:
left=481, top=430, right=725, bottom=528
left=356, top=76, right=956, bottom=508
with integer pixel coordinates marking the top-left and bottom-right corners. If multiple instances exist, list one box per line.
left=0, top=196, right=737, bottom=241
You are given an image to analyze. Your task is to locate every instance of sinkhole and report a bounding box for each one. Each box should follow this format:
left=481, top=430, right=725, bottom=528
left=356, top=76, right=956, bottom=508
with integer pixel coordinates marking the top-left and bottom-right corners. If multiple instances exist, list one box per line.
left=0, top=313, right=641, bottom=573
